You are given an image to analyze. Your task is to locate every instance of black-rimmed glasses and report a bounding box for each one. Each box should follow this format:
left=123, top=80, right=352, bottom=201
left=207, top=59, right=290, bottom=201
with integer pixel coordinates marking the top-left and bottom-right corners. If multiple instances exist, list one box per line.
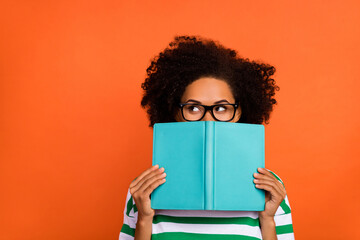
left=179, top=103, right=238, bottom=122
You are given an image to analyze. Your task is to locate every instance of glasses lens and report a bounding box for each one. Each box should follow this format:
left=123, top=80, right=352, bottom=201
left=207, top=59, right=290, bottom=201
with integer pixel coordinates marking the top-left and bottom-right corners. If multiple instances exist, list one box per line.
left=182, top=104, right=205, bottom=121
left=213, top=104, right=235, bottom=121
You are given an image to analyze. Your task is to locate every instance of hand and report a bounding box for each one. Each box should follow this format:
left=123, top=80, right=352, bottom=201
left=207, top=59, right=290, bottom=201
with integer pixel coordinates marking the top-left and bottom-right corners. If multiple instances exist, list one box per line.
left=254, top=168, right=286, bottom=220
left=130, top=165, right=166, bottom=221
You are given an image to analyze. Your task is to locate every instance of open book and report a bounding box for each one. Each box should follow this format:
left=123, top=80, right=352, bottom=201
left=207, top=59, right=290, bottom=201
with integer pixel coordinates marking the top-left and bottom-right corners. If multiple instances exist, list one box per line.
left=151, top=121, right=265, bottom=211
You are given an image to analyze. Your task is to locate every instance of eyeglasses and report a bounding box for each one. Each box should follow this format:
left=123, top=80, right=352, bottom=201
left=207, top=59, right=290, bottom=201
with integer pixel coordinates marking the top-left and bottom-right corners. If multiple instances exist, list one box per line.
left=179, top=103, right=239, bottom=122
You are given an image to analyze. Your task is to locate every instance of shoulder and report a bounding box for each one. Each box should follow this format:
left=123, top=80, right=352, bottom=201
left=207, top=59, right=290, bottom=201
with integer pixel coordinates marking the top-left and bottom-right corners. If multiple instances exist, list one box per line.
left=119, top=188, right=138, bottom=240
left=123, top=188, right=138, bottom=218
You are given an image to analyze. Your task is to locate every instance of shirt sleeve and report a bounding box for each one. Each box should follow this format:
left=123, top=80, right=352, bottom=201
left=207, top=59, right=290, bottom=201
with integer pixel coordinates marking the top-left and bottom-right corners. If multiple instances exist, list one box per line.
left=270, top=171, right=295, bottom=240
left=119, top=188, right=138, bottom=240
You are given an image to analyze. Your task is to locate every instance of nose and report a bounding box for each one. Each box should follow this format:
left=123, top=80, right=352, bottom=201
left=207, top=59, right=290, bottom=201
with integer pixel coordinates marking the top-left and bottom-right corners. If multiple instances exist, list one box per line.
left=201, top=110, right=215, bottom=121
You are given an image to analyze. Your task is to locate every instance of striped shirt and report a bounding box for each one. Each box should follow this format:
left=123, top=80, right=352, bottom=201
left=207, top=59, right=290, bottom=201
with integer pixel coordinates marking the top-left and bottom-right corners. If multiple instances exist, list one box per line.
left=119, top=172, right=294, bottom=240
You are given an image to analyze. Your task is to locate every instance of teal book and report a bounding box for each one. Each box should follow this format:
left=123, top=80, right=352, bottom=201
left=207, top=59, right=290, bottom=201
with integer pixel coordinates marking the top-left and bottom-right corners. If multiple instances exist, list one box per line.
left=151, top=121, right=265, bottom=211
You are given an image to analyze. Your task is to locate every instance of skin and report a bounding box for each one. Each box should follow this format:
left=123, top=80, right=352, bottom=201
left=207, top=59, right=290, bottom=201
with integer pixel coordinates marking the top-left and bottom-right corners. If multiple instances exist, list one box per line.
left=131, top=77, right=286, bottom=240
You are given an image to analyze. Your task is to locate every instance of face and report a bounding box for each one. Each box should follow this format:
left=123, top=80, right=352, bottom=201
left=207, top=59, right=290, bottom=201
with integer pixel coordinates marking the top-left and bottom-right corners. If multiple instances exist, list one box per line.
left=175, top=77, right=241, bottom=122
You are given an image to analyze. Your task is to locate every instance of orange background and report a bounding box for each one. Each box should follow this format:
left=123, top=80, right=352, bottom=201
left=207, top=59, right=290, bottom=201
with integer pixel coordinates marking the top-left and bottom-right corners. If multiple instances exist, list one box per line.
left=1, top=0, right=359, bottom=239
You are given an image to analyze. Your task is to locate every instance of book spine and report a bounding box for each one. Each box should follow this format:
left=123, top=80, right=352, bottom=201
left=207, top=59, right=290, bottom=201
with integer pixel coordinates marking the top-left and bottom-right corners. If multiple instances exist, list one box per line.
left=204, top=121, right=214, bottom=210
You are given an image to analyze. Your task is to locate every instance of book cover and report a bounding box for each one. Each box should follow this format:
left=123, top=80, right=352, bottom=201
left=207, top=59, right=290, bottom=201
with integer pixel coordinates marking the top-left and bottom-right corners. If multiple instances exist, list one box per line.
left=151, top=121, right=265, bottom=211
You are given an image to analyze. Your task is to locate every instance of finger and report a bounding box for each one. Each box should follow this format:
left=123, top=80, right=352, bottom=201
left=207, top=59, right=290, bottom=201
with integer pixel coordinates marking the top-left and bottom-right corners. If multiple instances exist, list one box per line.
left=143, top=178, right=167, bottom=196
left=131, top=172, right=166, bottom=204
left=130, top=165, right=159, bottom=188
left=133, top=167, right=165, bottom=191
left=253, top=172, right=284, bottom=194
left=255, top=183, right=283, bottom=201
left=253, top=172, right=275, bottom=182
left=255, top=181, right=286, bottom=203
left=257, top=168, right=277, bottom=179
left=137, top=171, right=166, bottom=194
left=255, top=169, right=285, bottom=191
left=254, top=178, right=284, bottom=196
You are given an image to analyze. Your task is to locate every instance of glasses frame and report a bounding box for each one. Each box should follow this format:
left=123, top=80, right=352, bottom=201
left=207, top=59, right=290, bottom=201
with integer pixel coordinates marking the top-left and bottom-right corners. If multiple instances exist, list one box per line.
left=178, top=103, right=239, bottom=122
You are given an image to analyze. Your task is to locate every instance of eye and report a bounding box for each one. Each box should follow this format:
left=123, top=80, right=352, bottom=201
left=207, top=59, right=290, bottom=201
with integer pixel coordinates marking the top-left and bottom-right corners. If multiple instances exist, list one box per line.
left=189, top=105, right=200, bottom=112
left=214, top=105, right=228, bottom=112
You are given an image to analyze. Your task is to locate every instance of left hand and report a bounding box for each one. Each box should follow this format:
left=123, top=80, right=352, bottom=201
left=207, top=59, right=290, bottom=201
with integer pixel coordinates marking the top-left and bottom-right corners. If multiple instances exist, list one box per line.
left=254, top=168, right=286, bottom=220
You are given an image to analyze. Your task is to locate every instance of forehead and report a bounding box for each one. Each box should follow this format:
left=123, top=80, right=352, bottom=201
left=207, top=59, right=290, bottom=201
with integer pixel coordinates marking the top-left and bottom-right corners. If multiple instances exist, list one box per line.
left=181, top=77, right=235, bottom=103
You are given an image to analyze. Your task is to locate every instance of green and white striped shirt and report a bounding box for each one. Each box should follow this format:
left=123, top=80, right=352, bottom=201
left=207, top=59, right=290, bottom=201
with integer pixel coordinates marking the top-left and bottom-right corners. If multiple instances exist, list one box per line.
left=119, top=173, right=294, bottom=240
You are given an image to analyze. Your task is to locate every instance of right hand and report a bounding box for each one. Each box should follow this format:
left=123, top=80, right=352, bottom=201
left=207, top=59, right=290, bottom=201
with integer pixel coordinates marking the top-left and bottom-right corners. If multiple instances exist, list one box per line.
left=129, top=165, right=166, bottom=221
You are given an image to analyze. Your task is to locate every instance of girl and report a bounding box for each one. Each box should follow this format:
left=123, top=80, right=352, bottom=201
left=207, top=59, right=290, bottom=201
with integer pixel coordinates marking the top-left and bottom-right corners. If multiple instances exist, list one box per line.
left=119, top=36, right=294, bottom=240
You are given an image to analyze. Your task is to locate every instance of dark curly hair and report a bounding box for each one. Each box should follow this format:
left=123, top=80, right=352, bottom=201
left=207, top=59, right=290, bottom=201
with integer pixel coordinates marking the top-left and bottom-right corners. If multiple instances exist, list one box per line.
left=141, top=36, right=279, bottom=127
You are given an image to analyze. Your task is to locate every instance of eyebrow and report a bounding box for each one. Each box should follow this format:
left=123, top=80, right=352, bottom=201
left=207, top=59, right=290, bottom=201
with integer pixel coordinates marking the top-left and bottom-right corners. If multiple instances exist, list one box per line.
left=185, top=99, right=230, bottom=104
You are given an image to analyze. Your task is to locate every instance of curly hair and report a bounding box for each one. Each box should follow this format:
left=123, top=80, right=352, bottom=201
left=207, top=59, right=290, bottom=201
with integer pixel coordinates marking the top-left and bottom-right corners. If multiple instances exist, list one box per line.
left=141, top=36, right=279, bottom=127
